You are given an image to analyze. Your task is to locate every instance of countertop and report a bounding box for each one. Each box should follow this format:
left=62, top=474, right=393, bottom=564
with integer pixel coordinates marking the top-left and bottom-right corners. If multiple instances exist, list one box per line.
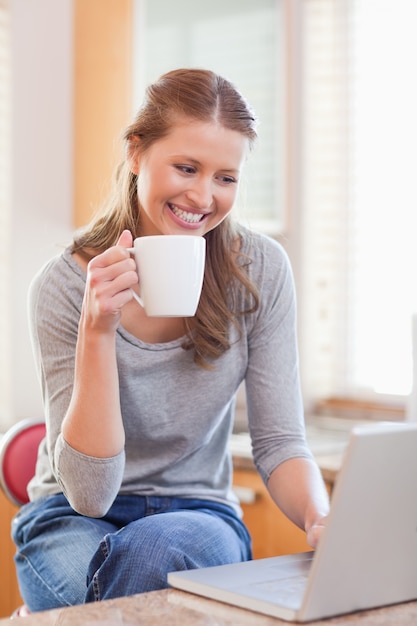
left=1, top=589, right=416, bottom=625
left=230, top=415, right=372, bottom=485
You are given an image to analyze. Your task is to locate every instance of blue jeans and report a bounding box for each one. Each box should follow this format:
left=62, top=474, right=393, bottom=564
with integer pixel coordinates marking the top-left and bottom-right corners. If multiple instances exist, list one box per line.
left=12, top=494, right=252, bottom=612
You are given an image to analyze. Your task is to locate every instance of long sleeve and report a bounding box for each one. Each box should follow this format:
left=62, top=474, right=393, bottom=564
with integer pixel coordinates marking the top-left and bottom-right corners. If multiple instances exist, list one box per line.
left=243, top=235, right=313, bottom=483
left=27, top=252, right=125, bottom=516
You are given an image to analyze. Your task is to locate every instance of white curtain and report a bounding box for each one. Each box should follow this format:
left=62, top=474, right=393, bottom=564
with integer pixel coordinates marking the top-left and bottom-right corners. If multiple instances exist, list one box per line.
left=299, top=0, right=417, bottom=407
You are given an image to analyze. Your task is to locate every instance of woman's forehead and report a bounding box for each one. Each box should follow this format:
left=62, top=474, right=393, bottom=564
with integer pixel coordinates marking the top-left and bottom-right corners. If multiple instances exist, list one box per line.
left=156, top=120, right=250, bottom=164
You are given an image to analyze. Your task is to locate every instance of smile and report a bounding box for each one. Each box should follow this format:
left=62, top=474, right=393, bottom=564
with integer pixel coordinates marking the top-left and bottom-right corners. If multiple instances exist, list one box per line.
left=168, top=204, right=205, bottom=224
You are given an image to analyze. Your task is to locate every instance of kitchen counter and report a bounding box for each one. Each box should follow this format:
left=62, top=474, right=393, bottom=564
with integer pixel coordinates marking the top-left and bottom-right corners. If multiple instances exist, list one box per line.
left=1, top=589, right=416, bottom=625
left=230, top=415, right=373, bottom=486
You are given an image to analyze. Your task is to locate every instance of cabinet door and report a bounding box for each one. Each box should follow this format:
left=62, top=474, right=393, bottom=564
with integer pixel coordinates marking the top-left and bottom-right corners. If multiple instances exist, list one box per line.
left=0, top=490, right=22, bottom=617
left=233, top=469, right=312, bottom=559
left=73, top=0, right=132, bottom=228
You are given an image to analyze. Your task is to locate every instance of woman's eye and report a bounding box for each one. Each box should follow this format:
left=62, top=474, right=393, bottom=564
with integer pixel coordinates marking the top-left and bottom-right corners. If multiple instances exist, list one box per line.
left=175, top=165, right=195, bottom=175
left=219, top=175, right=237, bottom=185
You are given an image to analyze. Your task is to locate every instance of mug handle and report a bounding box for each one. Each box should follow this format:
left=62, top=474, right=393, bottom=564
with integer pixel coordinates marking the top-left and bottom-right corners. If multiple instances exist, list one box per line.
left=127, top=247, right=145, bottom=309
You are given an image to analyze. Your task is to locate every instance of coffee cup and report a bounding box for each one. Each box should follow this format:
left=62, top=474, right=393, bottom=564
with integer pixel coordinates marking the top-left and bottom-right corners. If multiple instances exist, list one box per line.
left=128, top=235, right=206, bottom=317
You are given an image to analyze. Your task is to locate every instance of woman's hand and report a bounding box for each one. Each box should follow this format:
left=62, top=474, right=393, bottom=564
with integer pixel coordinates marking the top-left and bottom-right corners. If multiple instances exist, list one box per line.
left=306, top=515, right=328, bottom=549
left=82, top=230, right=138, bottom=334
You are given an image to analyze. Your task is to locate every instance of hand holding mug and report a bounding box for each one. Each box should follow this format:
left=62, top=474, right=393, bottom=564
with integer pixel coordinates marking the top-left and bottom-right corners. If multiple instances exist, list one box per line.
left=82, top=231, right=138, bottom=332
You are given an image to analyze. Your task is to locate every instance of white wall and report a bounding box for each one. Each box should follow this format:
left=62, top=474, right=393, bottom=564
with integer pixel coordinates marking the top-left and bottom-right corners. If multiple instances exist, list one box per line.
left=9, top=0, right=74, bottom=422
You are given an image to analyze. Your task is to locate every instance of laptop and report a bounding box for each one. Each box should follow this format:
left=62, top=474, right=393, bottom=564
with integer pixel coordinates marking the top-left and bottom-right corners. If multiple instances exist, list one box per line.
left=168, top=421, right=417, bottom=622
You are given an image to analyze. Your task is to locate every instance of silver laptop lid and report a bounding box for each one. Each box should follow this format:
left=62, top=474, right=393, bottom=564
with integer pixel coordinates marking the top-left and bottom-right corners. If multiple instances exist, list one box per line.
left=300, top=421, right=417, bottom=621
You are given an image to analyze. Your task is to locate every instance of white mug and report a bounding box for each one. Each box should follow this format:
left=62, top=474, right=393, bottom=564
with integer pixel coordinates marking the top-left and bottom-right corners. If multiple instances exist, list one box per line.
left=128, top=235, right=206, bottom=317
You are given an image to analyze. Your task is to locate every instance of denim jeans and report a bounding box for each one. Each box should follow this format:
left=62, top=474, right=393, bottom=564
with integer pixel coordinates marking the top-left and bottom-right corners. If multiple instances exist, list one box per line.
left=12, top=494, right=252, bottom=612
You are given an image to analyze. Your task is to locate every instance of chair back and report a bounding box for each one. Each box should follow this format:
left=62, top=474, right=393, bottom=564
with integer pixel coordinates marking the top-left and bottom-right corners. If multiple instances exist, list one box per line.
left=0, top=418, right=46, bottom=507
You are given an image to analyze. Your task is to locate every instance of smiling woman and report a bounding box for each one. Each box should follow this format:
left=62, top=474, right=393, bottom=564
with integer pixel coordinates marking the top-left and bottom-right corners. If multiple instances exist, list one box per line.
left=72, top=68, right=259, bottom=366
left=13, top=66, right=330, bottom=612
left=128, top=120, right=250, bottom=236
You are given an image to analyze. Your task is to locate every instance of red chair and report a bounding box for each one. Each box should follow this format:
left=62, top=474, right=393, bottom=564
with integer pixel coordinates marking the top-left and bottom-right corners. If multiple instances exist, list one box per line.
left=0, top=418, right=46, bottom=507
left=0, top=418, right=45, bottom=617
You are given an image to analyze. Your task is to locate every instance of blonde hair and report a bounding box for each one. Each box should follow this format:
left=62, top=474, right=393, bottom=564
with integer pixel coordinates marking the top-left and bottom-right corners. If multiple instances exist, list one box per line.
left=73, top=68, right=259, bottom=367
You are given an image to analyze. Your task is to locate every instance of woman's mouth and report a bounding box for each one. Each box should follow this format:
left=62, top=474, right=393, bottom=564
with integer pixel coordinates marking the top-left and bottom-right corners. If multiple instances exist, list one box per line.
left=168, top=203, right=206, bottom=224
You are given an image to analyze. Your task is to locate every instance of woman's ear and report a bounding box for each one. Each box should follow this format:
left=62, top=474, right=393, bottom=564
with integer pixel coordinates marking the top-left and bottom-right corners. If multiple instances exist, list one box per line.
left=126, top=135, right=141, bottom=175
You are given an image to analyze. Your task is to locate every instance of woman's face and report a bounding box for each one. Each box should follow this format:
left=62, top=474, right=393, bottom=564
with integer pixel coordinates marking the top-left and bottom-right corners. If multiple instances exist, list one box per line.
left=130, top=120, right=249, bottom=237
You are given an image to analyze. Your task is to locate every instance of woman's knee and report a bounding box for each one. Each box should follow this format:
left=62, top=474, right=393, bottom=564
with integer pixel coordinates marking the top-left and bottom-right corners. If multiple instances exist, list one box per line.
left=121, top=509, right=248, bottom=566
left=86, top=509, right=251, bottom=600
left=13, top=497, right=117, bottom=612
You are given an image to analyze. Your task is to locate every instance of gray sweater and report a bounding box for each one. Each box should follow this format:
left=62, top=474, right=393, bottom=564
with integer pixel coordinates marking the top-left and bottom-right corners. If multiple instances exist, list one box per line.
left=27, top=230, right=313, bottom=517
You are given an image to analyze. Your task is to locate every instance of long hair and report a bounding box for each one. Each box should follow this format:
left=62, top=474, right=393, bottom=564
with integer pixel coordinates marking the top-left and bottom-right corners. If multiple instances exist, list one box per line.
left=72, top=68, right=260, bottom=367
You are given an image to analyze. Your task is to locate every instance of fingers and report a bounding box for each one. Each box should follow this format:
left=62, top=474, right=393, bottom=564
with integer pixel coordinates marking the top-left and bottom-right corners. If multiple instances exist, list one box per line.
left=116, top=229, right=134, bottom=248
left=306, top=515, right=328, bottom=550
left=91, top=230, right=134, bottom=270
left=83, top=232, right=138, bottom=329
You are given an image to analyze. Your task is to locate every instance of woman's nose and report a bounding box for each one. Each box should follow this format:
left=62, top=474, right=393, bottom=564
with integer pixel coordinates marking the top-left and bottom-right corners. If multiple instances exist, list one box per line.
left=186, top=178, right=213, bottom=209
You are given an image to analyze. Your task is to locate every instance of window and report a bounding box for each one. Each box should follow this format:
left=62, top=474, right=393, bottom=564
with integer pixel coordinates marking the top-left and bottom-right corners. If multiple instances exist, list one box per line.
left=133, top=0, right=286, bottom=234
left=299, top=0, right=417, bottom=410
left=349, top=0, right=417, bottom=397
left=133, top=0, right=416, bottom=413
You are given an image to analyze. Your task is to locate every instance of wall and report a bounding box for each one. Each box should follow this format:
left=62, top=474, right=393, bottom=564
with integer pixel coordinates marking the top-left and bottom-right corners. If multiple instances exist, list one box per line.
left=9, top=0, right=73, bottom=424
left=6, top=0, right=133, bottom=426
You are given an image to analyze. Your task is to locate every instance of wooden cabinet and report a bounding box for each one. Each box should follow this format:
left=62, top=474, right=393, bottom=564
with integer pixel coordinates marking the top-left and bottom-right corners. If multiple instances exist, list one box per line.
left=73, top=0, right=133, bottom=228
left=0, top=490, right=22, bottom=617
left=233, top=468, right=331, bottom=559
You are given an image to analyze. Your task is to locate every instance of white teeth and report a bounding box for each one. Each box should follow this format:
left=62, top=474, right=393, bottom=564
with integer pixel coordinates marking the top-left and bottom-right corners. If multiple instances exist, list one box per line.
left=170, top=205, right=204, bottom=224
